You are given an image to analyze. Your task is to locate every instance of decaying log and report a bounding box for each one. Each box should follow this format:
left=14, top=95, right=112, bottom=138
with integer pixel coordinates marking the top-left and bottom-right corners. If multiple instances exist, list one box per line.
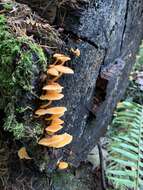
left=2, top=0, right=143, bottom=170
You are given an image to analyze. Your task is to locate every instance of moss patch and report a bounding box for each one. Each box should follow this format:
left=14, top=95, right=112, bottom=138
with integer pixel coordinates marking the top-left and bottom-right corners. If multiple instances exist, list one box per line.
left=0, top=14, right=47, bottom=140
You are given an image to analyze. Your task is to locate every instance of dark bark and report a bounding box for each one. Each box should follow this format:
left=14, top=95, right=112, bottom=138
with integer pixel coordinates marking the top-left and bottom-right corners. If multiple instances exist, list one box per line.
left=15, top=0, right=143, bottom=167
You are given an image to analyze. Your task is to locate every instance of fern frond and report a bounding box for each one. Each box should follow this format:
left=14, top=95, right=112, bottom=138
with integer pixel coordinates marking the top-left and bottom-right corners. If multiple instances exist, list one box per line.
left=106, top=101, right=143, bottom=190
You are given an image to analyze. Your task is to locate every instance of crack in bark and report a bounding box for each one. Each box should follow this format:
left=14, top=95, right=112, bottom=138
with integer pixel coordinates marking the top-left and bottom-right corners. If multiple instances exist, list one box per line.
left=63, top=29, right=100, bottom=49
left=120, top=0, right=130, bottom=53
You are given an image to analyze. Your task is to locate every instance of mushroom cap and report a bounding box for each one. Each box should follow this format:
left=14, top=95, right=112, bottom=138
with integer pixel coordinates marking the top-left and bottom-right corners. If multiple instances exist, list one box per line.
left=53, top=53, right=71, bottom=62
left=40, top=92, right=64, bottom=101
left=52, top=65, right=74, bottom=74
left=38, top=133, right=73, bottom=148
left=47, top=67, right=59, bottom=76
left=45, top=113, right=64, bottom=120
left=58, top=161, right=69, bottom=169
left=45, top=107, right=67, bottom=114
left=71, top=48, right=80, bottom=57
left=35, top=109, right=49, bottom=116
left=51, top=118, right=64, bottom=125
left=53, top=53, right=65, bottom=58
left=18, top=147, right=31, bottom=160
left=43, top=83, right=63, bottom=91
left=35, top=107, right=67, bottom=116
left=45, top=124, right=63, bottom=133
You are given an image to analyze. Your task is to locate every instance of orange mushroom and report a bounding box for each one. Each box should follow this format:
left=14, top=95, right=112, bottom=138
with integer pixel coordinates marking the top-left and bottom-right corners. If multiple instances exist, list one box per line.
left=54, top=65, right=74, bottom=74
left=40, top=92, right=64, bottom=101
left=35, top=107, right=67, bottom=116
left=71, top=48, right=80, bottom=57
left=45, top=113, right=64, bottom=120
left=45, top=124, right=63, bottom=133
left=42, top=83, right=63, bottom=91
left=58, top=161, right=69, bottom=170
left=44, top=107, right=67, bottom=114
left=53, top=53, right=71, bottom=64
left=51, top=118, right=64, bottom=125
left=49, top=65, right=74, bottom=74
left=38, top=133, right=73, bottom=148
left=35, top=109, right=49, bottom=116
left=47, top=67, right=59, bottom=76
left=18, top=147, right=32, bottom=160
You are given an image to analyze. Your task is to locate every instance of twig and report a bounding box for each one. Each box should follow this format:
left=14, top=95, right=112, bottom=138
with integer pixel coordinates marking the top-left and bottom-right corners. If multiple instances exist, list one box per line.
left=97, top=140, right=107, bottom=190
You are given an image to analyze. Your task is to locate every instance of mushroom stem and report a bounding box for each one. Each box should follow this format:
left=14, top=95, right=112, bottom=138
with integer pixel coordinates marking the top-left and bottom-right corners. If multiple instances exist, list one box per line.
left=40, top=101, right=52, bottom=108
left=52, top=60, right=59, bottom=65
left=52, top=73, right=63, bottom=82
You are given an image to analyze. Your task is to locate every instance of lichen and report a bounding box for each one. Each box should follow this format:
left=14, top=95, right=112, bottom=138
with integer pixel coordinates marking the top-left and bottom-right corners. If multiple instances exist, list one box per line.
left=0, top=14, right=47, bottom=140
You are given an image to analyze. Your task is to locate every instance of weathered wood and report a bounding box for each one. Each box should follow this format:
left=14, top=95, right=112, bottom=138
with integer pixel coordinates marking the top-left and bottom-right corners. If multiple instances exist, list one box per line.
left=14, top=0, right=143, bottom=167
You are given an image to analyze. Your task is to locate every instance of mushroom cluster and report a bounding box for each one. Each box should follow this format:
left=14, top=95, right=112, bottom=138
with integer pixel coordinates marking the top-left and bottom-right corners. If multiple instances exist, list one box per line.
left=35, top=53, right=74, bottom=168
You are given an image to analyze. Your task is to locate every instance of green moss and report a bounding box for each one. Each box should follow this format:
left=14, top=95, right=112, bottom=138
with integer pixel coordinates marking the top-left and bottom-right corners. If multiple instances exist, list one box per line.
left=0, top=14, right=47, bottom=140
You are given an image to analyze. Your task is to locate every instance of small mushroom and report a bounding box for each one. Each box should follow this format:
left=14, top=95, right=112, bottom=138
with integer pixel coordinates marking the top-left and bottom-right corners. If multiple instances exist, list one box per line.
left=38, top=133, right=73, bottom=148
left=45, top=124, right=63, bottom=133
left=45, top=113, right=64, bottom=120
left=42, top=82, right=63, bottom=91
left=58, top=161, right=69, bottom=170
left=35, top=107, right=67, bottom=116
left=53, top=53, right=71, bottom=64
left=18, top=147, right=31, bottom=160
left=47, top=67, right=59, bottom=76
left=45, top=107, right=67, bottom=114
left=71, top=48, right=80, bottom=57
left=51, top=118, right=64, bottom=125
left=40, top=92, right=64, bottom=101
left=49, top=65, right=74, bottom=74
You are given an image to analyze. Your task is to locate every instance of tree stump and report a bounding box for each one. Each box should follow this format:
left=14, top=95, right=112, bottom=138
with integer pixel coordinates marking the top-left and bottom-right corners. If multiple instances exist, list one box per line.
left=1, top=0, right=143, bottom=189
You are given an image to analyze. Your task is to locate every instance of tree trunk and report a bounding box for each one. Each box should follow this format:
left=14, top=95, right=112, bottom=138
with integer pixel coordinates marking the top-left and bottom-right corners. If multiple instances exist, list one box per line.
left=1, top=0, right=143, bottom=189
left=17, top=0, right=143, bottom=165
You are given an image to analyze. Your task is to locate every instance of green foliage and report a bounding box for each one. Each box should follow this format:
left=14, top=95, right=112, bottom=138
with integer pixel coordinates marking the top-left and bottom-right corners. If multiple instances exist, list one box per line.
left=0, top=14, right=47, bottom=139
left=3, top=2, right=13, bottom=10
left=134, top=43, right=143, bottom=71
left=0, top=15, right=46, bottom=94
left=125, top=42, right=143, bottom=104
left=106, top=101, right=143, bottom=190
